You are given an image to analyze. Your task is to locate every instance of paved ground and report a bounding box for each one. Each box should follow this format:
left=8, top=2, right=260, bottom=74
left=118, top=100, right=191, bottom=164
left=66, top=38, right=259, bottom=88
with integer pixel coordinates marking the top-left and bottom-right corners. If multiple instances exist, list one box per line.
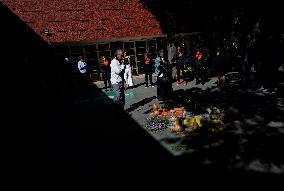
left=41, top=71, right=284, bottom=189
left=93, top=72, right=284, bottom=171
left=94, top=75, right=219, bottom=156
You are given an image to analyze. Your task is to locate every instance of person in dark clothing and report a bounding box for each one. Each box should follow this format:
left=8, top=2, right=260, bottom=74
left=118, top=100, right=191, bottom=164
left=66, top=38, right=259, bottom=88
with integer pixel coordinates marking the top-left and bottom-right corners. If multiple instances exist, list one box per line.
left=172, top=45, right=189, bottom=85
left=144, top=52, right=154, bottom=88
left=261, top=33, right=283, bottom=91
left=241, top=35, right=256, bottom=88
left=194, top=49, right=206, bottom=85
left=100, top=56, right=111, bottom=91
left=211, top=48, right=230, bottom=87
left=156, top=49, right=173, bottom=101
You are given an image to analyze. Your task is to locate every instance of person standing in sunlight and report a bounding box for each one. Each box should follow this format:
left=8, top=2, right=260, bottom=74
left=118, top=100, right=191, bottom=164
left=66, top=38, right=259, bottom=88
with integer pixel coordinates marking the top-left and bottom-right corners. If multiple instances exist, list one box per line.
left=123, top=51, right=134, bottom=89
left=110, top=49, right=126, bottom=109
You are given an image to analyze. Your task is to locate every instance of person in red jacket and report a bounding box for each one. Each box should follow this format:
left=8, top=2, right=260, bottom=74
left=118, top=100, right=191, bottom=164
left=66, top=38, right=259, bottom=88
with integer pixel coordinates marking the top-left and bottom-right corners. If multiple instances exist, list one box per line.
left=144, top=52, right=154, bottom=88
left=194, top=49, right=206, bottom=85
left=100, top=55, right=111, bottom=91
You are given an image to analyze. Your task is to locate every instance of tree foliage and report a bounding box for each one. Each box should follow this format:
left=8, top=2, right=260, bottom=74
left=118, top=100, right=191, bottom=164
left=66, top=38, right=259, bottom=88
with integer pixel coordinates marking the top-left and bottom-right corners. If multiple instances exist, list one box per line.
left=139, top=0, right=283, bottom=55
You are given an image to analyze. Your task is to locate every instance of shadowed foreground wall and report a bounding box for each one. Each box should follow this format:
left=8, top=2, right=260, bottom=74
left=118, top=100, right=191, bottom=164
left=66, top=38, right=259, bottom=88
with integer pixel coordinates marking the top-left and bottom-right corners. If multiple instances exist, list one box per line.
left=0, top=2, right=63, bottom=112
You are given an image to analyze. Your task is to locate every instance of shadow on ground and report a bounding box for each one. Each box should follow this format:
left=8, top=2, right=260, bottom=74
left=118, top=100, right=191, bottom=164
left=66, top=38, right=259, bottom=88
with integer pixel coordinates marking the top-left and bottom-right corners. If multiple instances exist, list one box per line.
left=2, top=2, right=283, bottom=189
left=125, top=96, right=157, bottom=112
left=162, top=72, right=284, bottom=175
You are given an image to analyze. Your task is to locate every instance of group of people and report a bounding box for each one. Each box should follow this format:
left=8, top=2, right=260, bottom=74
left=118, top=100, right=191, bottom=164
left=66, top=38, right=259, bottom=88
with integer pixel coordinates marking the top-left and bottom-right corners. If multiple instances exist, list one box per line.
left=100, top=51, right=134, bottom=92
left=97, top=50, right=135, bottom=109
left=74, top=50, right=135, bottom=109
left=75, top=45, right=213, bottom=109
left=98, top=48, right=175, bottom=109
left=240, top=33, right=284, bottom=91
left=171, top=46, right=208, bottom=86
left=66, top=34, right=283, bottom=111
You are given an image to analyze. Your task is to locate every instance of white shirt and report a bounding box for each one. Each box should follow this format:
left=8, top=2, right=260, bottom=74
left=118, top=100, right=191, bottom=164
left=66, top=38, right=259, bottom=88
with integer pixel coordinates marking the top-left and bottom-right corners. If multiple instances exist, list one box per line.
left=124, top=57, right=131, bottom=69
left=78, top=60, right=87, bottom=74
left=110, top=58, right=124, bottom=84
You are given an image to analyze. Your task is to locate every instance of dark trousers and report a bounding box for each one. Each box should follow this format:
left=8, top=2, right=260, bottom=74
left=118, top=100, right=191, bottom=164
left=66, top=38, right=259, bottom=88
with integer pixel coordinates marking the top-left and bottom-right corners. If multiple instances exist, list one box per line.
left=195, top=65, right=206, bottom=84
left=157, top=77, right=173, bottom=101
left=112, top=82, right=125, bottom=109
left=104, top=79, right=111, bottom=89
left=241, top=62, right=252, bottom=87
left=176, top=65, right=184, bottom=82
left=144, top=69, right=153, bottom=86
left=103, top=73, right=111, bottom=89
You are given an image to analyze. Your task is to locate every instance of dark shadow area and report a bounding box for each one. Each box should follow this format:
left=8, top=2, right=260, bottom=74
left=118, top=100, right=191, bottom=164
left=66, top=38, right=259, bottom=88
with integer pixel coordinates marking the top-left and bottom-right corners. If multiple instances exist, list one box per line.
left=0, top=4, right=61, bottom=108
left=139, top=0, right=284, bottom=35
left=135, top=3, right=284, bottom=180
left=1, top=3, right=236, bottom=189
left=0, top=2, right=172, bottom=189
left=161, top=72, right=284, bottom=176
left=3, top=1, right=283, bottom=189
left=125, top=96, right=157, bottom=113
